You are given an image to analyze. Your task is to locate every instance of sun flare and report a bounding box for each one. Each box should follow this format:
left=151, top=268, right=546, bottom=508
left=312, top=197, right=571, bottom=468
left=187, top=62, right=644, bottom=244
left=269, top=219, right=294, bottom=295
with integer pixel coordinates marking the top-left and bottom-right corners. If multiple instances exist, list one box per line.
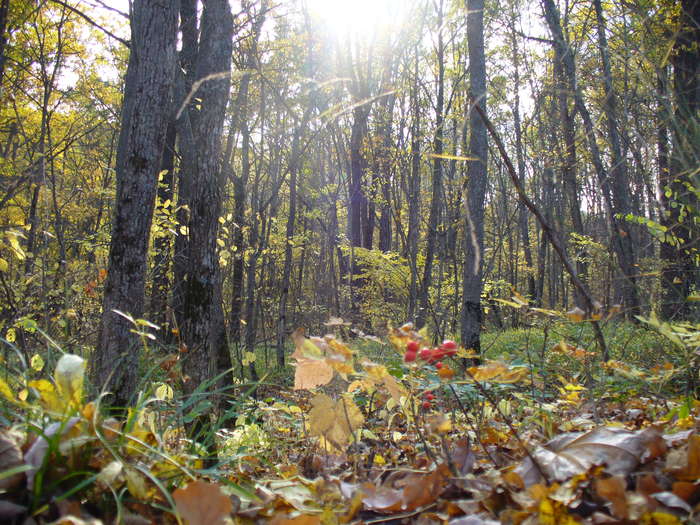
left=304, top=0, right=412, bottom=38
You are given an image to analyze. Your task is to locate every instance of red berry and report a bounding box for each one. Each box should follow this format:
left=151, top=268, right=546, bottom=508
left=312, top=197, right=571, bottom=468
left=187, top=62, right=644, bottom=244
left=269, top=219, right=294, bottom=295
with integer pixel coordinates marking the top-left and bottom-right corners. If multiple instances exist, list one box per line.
left=441, top=340, right=457, bottom=350
left=404, top=351, right=417, bottom=362
left=419, top=348, right=432, bottom=360
left=422, top=400, right=432, bottom=410
left=406, top=340, right=420, bottom=353
left=433, top=348, right=446, bottom=360
left=435, top=361, right=443, bottom=369
left=425, top=392, right=435, bottom=401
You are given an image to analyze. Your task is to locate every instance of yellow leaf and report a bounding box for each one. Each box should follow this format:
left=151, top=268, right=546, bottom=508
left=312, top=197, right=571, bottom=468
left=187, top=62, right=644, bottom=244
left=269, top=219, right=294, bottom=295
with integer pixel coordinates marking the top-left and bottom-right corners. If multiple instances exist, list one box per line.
left=242, top=351, right=256, bottom=366
left=565, top=307, right=586, bottom=322
left=30, top=354, right=44, bottom=372
left=28, top=379, right=62, bottom=413
left=0, top=377, right=14, bottom=402
left=307, top=393, right=364, bottom=452
left=0, top=258, right=7, bottom=272
left=124, top=468, right=151, bottom=500
left=154, top=383, right=173, bottom=400
left=5, top=328, right=15, bottom=343
left=640, top=512, right=682, bottom=525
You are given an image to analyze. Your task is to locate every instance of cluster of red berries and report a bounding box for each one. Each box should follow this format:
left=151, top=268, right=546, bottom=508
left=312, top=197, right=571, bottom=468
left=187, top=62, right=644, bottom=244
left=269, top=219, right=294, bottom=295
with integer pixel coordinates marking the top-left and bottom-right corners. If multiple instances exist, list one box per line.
left=404, top=339, right=458, bottom=370
left=422, top=391, right=436, bottom=409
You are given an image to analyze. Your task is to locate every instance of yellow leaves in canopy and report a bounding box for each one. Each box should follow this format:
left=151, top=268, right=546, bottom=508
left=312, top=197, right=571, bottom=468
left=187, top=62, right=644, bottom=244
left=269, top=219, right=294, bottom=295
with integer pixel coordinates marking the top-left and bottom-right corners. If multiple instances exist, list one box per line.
left=307, top=393, right=364, bottom=452
left=467, top=360, right=528, bottom=384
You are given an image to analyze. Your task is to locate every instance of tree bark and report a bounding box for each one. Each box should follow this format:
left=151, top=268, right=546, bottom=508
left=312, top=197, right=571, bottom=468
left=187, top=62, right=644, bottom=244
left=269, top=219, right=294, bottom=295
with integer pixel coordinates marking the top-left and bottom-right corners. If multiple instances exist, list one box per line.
left=461, top=0, right=488, bottom=355
left=179, top=0, right=233, bottom=443
left=91, top=0, right=178, bottom=407
left=660, top=0, right=700, bottom=318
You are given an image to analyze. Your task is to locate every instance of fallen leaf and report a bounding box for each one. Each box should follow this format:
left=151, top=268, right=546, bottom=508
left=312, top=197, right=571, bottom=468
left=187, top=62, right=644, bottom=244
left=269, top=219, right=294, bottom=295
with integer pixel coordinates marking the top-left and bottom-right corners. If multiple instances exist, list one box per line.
left=173, top=480, right=233, bottom=525
left=595, top=476, right=628, bottom=519
left=516, top=426, right=665, bottom=487
left=667, top=434, right=700, bottom=481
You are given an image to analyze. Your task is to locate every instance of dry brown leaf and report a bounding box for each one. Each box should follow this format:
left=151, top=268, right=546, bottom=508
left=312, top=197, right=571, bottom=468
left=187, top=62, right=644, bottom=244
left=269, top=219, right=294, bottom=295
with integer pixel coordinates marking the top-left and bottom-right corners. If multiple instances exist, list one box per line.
left=361, top=464, right=450, bottom=513
left=291, top=329, right=335, bottom=390
left=173, top=480, right=232, bottom=525
left=595, top=476, right=628, bottom=519
left=668, top=434, right=700, bottom=481
left=516, top=426, right=665, bottom=487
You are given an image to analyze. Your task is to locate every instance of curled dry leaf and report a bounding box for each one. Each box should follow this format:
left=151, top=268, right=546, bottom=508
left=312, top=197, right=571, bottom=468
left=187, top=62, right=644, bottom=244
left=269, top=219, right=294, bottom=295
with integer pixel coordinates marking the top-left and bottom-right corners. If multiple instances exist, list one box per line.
left=467, top=361, right=528, bottom=383
left=173, top=479, right=233, bottom=525
left=358, top=463, right=450, bottom=514
left=516, top=426, right=665, bottom=487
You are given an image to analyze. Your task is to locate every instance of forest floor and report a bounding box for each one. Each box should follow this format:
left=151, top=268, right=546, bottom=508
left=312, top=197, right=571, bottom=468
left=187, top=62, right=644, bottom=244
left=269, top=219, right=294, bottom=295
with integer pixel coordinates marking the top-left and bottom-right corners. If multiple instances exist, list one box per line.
left=0, top=318, right=698, bottom=524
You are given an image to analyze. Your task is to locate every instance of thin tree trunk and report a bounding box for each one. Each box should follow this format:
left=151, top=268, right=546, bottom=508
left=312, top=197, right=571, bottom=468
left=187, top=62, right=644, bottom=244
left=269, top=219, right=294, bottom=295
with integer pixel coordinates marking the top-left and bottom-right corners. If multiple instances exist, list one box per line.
left=593, top=0, right=640, bottom=317
left=417, top=0, right=445, bottom=329
left=508, top=10, right=536, bottom=301
left=461, top=0, right=488, bottom=356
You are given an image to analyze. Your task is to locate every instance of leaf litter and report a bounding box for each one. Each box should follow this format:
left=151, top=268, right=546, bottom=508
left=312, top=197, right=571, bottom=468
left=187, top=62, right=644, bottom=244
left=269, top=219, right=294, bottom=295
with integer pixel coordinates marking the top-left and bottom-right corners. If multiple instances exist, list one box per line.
left=0, top=328, right=699, bottom=524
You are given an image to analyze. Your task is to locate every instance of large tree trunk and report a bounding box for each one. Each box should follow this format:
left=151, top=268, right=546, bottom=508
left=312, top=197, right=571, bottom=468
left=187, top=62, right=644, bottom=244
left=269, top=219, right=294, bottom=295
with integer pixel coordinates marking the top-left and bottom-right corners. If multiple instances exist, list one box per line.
left=660, top=0, right=700, bottom=318
left=461, top=0, right=488, bottom=355
left=0, top=0, right=9, bottom=92
left=179, top=0, right=233, bottom=444
left=91, top=0, right=178, bottom=407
